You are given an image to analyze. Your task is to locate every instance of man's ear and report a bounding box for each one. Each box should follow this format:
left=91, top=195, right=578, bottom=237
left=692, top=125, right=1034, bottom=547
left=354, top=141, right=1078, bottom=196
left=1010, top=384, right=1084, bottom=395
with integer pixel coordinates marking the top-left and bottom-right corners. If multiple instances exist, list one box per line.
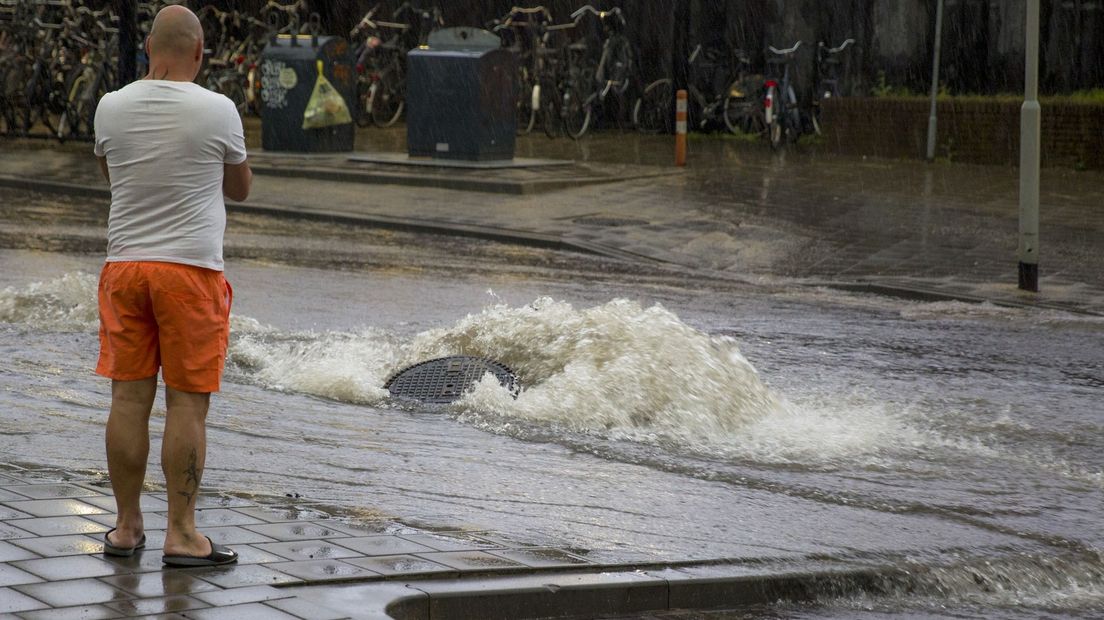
left=144, top=35, right=150, bottom=56
left=194, top=38, right=203, bottom=63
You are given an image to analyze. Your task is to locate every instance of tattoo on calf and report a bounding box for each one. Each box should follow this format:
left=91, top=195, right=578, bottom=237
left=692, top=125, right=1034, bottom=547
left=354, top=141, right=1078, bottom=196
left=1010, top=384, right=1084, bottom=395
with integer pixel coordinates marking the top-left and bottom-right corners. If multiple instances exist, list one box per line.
left=178, top=448, right=202, bottom=505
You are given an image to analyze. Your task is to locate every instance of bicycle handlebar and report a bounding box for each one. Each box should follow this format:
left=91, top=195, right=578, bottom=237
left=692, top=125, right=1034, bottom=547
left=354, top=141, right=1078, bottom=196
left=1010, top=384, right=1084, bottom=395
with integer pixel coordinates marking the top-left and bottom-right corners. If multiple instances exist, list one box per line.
left=569, top=5, right=623, bottom=23
left=768, top=41, right=801, bottom=55
left=820, top=38, right=854, bottom=54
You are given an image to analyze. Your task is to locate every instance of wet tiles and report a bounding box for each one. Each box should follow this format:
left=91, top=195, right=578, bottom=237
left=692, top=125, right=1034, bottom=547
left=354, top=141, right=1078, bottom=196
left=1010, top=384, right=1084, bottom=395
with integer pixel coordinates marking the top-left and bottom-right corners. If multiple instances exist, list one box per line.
left=0, top=522, right=34, bottom=540
left=486, top=547, right=594, bottom=568
left=329, top=535, right=436, bottom=557
left=0, top=539, right=39, bottom=561
left=414, top=550, right=528, bottom=571
left=101, top=570, right=221, bottom=598
left=0, top=484, right=102, bottom=499
left=9, top=534, right=105, bottom=557
left=254, top=539, right=363, bottom=561
left=105, top=595, right=209, bottom=616
left=185, top=602, right=300, bottom=620
left=86, top=511, right=168, bottom=531
left=192, top=584, right=290, bottom=606
left=267, top=558, right=379, bottom=582
left=266, top=596, right=349, bottom=620
left=2, top=498, right=107, bottom=518
left=202, top=525, right=279, bottom=545
left=5, top=516, right=109, bottom=537
left=244, top=521, right=353, bottom=541
left=192, top=494, right=258, bottom=509
left=0, top=505, right=33, bottom=520
left=0, top=487, right=30, bottom=501
left=17, top=605, right=120, bottom=620
left=0, top=562, right=43, bottom=587
left=13, top=555, right=125, bottom=580
left=13, top=577, right=129, bottom=607
left=233, top=504, right=332, bottom=523
left=79, top=493, right=168, bottom=512
left=0, top=587, right=49, bottom=613
left=398, top=532, right=503, bottom=552
left=344, top=553, right=459, bottom=577
left=189, top=563, right=303, bottom=588
left=188, top=508, right=265, bottom=528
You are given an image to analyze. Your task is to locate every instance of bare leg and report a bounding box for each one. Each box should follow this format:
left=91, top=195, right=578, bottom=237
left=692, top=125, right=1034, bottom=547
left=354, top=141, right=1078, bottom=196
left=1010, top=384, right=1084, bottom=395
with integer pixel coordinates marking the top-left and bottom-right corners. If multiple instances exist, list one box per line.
left=161, top=386, right=213, bottom=557
left=106, top=377, right=157, bottom=548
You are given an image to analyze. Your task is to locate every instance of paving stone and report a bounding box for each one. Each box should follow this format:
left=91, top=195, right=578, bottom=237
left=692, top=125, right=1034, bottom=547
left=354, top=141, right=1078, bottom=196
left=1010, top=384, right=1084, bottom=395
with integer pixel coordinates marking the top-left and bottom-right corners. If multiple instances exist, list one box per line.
left=0, top=499, right=107, bottom=518
left=412, top=551, right=527, bottom=572
left=6, top=516, right=109, bottom=537
left=0, top=484, right=101, bottom=499
left=192, top=494, right=258, bottom=509
left=0, top=504, right=34, bottom=519
left=231, top=544, right=290, bottom=566
left=184, top=602, right=300, bottom=620
left=188, top=563, right=303, bottom=588
left=191, top=584, right=289, bottom=606
left=0, top=521, right=35, bottom=540
left=104, top=595, right=209, bottom=616
left=232, top=505, right=333, bottom=523
left=397, top=532, right=503, bottom=552
left=329, top=535, right=435, bottom=557
left=79, top=493, right=169, bottom=513
left=280, top=582, right=428, bottom=620
left=264, top=596, right=350, bottom=620
left=98, top=548, right=173, bottom=574
left=13, top=555, right=126, bottom=581
left=485, top=547, right=595, bottom=568
left=186, top=508, right=265, bottom=528
left=0, top=487, right=31, bottom=501
left=0, top=586, right=50, bottom=613
left=9, top=534, right=106, bottom=558
left=0, top=539, right=40, bottom=561
left=16, top=605, right=120, bottom=620
left=322, top=520, right=413, bottom=537
left=85, top=511, right=169, bottom=531
left=13, top=577, right=129, bottom=608
left=201, top=525, right=279, bottom=546
left=0, top=562, right=43, bottom=587
left=244, top=521, right=354, bottom=541
left=343, top=554, right=459, bottom=578
left=267, top=559, right=379, bottom=582
left=254, top=539, right=363, bottom=562
left=100, top=570, right=220, bottom=598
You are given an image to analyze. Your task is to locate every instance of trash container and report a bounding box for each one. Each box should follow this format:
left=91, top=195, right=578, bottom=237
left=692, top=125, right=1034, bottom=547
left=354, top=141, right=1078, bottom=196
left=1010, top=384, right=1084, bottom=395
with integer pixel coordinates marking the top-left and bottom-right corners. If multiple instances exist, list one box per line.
left=406, top=27, right=516, bottom=161
left=259, top=34, right=355, bottom=153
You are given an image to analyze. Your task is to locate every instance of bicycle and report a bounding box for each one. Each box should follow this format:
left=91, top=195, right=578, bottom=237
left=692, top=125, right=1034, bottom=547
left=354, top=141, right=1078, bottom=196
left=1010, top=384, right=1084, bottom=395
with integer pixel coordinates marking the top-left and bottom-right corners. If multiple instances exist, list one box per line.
left=763, top=40, right=803, bottom=150
left=634, top=44, right=762, bottom=135
left=58, top=6, right=118, bottom=140
left=491, top=5, right=553, bottom=136
left=560, top=4, right=635, bottom=140
left=810, top=38, right=854, bottom=135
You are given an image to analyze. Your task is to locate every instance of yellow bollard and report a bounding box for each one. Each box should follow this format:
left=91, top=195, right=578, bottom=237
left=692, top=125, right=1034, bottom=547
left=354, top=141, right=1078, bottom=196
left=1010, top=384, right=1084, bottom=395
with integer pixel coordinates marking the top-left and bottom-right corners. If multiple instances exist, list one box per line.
left=675, top=89, right=688, bottom=167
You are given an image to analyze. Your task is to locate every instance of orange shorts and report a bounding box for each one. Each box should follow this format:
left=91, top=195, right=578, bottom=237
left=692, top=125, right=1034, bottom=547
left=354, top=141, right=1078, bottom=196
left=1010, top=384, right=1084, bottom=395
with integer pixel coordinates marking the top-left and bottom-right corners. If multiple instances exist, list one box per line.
left=96, top=261, right=232, bottom=393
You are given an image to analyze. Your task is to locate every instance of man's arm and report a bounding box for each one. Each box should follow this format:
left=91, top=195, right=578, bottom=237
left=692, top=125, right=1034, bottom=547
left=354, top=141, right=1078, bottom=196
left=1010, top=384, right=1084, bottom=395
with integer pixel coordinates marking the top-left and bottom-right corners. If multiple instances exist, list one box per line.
left=223, top=160, right=252, bottom=202
left=97, top=156, right=110, bottom=183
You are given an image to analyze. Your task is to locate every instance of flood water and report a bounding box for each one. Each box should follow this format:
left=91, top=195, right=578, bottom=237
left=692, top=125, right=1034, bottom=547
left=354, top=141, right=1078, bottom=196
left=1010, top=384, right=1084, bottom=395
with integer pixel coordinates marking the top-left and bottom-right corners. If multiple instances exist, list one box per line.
left=1, top=188, right=1102, bottom=618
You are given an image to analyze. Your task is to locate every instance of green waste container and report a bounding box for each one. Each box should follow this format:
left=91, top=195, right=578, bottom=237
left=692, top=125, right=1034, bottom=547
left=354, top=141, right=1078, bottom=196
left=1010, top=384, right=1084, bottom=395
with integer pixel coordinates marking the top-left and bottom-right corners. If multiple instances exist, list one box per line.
left=260, top=34, right=355, bottom=152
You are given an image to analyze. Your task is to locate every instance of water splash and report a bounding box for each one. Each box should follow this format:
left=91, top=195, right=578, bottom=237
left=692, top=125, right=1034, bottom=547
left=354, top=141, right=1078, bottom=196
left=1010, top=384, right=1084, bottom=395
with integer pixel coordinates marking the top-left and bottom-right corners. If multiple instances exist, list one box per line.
left=0, top=272, right=99, bottom=330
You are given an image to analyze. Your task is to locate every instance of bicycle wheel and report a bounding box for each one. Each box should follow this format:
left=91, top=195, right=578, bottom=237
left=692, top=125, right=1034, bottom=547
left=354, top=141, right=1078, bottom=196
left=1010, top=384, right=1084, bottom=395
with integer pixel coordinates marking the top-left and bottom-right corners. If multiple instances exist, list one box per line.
left=765, top=85, right=784, bottom=150
left=354, top=76, right=372, bottom=128
left=632, top=78, right=672, bottom=134
left=540, top=76, right=562, bottom=139
left=561, top=82, right=591, bottom=140
left=722, top=80, right=761, bottom=135
left=785, top=86, right=801, bottom=144
left=603, top=35, right=634, bottom=96
left=370, top=67, right=404, bottom=128
left=516, top=72, right=537, bottom=136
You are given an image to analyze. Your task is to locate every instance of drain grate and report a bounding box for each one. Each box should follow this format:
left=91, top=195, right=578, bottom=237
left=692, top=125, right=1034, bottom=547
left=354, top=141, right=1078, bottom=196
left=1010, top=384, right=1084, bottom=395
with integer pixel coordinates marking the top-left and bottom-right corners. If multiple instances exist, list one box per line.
left=384, top=356, right=518, bottom=404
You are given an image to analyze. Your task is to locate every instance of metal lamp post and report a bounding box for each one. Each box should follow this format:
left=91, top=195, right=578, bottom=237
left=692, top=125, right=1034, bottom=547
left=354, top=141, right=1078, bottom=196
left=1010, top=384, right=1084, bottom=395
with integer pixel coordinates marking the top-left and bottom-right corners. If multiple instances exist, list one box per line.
left=1018, top=0, right=1041, bottom=292
left=926, top=0, right=944, bottom=161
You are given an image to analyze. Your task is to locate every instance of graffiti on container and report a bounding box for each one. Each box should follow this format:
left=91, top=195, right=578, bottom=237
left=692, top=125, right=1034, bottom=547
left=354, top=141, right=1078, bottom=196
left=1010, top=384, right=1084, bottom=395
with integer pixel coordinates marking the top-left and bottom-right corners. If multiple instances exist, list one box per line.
left=260, top=60, right=297, bottom=110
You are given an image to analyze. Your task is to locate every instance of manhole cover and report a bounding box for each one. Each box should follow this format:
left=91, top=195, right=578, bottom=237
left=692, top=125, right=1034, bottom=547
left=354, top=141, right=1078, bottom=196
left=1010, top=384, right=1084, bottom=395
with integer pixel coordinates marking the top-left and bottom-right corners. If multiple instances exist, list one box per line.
left=572, top=214, right=650, bottom=227
left=384, top=356, right=518, bottom=404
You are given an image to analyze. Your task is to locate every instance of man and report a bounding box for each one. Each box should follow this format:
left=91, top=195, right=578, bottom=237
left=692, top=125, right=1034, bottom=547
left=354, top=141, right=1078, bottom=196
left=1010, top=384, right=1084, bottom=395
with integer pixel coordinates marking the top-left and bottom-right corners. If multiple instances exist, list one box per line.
left=93, top=5, right=251, bottom=567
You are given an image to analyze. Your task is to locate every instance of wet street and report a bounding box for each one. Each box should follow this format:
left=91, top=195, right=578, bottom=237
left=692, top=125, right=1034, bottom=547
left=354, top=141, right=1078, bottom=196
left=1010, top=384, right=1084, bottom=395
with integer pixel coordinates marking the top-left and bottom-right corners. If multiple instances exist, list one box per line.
left=2, top=175, right=1103, bottom=619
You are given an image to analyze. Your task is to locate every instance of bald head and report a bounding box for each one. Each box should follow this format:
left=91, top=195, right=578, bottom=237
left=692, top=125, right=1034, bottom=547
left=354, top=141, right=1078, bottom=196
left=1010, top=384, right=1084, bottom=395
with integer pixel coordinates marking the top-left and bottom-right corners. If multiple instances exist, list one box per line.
left=147, top=5, right=203, bottom=59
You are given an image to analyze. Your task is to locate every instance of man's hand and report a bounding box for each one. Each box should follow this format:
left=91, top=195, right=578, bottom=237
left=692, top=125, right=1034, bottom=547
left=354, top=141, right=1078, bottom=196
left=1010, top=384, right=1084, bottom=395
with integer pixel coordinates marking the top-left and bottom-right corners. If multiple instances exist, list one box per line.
left=98, top=156, right=110, bottom=183
left=223, top=160, right=252, bottom=202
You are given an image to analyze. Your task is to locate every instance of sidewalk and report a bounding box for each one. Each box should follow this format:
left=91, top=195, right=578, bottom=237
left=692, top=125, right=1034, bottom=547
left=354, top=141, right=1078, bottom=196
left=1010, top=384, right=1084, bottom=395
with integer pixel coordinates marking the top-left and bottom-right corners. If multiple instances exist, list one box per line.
left=0, top=462, right=892, bottom=619
left=1, top=131, right=1101, bottom=315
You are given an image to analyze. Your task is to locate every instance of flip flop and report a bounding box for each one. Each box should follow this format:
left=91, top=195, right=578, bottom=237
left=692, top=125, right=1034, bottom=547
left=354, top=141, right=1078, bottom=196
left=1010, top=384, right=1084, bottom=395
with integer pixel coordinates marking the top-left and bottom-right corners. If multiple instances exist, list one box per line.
left=162, top=536, right=238, bottom=567
left=103, top=528, right=146, bottom=557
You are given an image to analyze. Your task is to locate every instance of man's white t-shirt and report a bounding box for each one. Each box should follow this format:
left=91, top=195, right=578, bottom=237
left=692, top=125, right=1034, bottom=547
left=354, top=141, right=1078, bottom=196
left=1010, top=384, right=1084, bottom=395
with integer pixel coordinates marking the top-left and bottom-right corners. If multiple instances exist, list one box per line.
left=94, top=80, right=247, bottom=272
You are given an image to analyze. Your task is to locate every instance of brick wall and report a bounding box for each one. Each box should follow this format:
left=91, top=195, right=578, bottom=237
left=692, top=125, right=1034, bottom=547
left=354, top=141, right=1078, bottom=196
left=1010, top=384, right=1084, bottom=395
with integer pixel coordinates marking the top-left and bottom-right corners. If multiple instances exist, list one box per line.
left=819, top=98, right=1104, bottom=170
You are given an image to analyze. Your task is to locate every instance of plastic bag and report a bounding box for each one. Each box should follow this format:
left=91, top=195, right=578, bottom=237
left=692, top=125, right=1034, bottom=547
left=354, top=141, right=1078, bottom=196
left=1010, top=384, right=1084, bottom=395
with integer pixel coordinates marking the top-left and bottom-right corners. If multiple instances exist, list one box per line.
left=302, top=60, right=352, bottom=129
